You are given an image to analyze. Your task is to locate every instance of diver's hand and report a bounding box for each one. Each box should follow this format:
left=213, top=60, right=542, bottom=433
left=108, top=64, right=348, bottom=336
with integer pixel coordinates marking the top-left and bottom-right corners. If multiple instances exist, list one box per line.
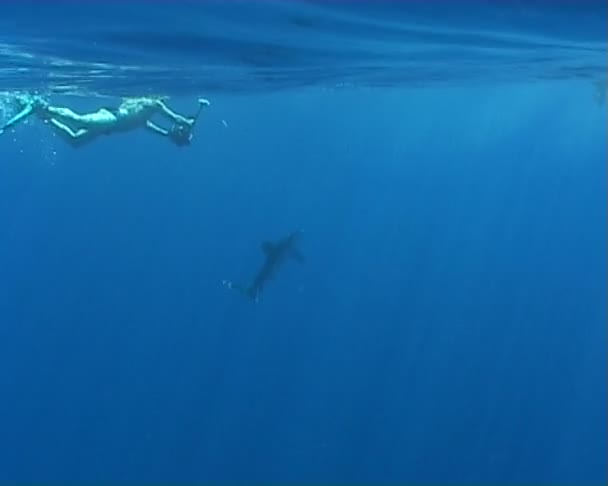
left=198, top=98, right=211, bottom=107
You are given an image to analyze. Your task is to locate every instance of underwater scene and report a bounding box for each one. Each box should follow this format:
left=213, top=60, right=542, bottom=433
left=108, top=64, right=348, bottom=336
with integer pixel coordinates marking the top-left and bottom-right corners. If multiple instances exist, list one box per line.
left=0, top=1, right=606, bottom=484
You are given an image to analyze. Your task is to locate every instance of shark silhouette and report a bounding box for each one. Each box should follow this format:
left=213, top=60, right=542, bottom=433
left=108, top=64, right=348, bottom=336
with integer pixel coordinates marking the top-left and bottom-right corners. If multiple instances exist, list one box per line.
left=223, top=230, right=305, bottom=301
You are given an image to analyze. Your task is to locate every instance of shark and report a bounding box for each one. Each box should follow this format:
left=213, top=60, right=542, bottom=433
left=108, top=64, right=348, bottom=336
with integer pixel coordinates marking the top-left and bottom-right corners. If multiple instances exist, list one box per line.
left=223, top=230, right=305, bottom=302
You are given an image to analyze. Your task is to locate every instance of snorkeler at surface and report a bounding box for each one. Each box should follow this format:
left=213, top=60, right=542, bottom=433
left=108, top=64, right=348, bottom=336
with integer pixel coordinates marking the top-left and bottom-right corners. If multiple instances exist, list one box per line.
left=0, top=94, right=210, bottom=148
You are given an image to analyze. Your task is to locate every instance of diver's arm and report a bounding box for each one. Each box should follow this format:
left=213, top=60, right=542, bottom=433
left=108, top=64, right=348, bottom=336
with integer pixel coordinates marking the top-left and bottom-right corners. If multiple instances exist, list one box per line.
left=47, top=119, right=95, bottom=148
left=48, top=118, right=88, bottom=139
left=156, top=100, right=191, bottom=125
left=157, top=98, right=210, bottom=126
left=190, top=98, right=210, bottom=126
left=145, top=120, right=169, bottom=137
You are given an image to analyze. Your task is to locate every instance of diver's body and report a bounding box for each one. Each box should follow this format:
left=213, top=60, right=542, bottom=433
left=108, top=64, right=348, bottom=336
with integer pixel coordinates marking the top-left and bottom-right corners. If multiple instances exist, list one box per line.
left=0, top=94, right=210, bottom=147
left=224, top=231, right=305, bottom=302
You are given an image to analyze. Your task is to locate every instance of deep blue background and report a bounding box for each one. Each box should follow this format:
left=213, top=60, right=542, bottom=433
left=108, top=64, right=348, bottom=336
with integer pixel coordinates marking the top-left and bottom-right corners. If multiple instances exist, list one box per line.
left=0, top=82, right=606, bottom=484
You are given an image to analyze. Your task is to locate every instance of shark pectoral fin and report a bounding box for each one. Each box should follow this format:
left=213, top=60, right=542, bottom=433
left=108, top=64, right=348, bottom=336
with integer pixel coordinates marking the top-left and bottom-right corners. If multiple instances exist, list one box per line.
left=223, top=280, right=249, bottom=296
left=289, top=248, right=306, bottom=263
left=247, top=285, right=261, bottom=301
left=261, top=241, right=275, bottom=255
left=249, top=289, right=260, bottom=304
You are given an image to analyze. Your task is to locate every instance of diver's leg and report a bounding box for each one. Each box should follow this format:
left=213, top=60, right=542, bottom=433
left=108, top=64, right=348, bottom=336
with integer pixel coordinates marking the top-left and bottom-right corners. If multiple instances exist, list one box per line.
left=45, top=107, right=117, bottom=134
left=45, top=106, right=89, bottom=123
left=157, top=98, right=210, bottom=126
left=46, top=119, right=96, bottom=148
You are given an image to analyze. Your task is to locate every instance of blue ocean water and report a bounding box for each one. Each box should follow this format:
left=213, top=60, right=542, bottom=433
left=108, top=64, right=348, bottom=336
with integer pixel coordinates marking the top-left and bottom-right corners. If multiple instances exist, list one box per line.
left=0, top=1, right=606, bottom=484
